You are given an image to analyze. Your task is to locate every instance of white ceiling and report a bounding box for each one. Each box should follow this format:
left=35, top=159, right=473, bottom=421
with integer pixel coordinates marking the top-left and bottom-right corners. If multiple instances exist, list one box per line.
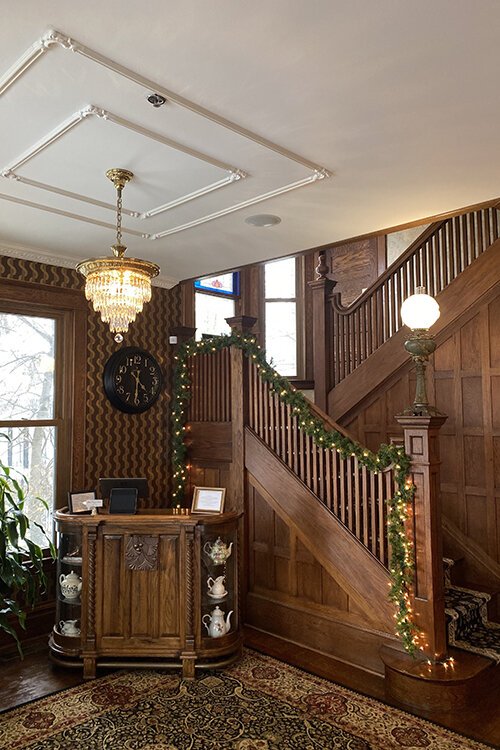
left=1, top=1, right=499, bottom=287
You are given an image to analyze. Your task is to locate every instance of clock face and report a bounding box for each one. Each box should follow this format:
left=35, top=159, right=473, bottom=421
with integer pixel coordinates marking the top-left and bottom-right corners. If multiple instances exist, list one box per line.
left=103, top=347, right=163, bottom=414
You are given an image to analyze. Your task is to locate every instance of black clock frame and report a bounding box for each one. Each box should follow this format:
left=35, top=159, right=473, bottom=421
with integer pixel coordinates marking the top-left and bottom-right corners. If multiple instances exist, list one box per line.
left=103, top=347, right=164, bottom=414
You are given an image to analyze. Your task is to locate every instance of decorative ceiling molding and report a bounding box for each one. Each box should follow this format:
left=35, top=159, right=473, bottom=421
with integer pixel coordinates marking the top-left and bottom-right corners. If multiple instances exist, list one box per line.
left=1, top=104, right=245, bottom=222
left=0, top=191, right=147, bottom=237
left=0, top=28, right=331, bottom=238
left=0, top=241, right=177, bottom=289
left=0, top=29, right=329, bottom=172
left=150, top=171, right=327, bottom=238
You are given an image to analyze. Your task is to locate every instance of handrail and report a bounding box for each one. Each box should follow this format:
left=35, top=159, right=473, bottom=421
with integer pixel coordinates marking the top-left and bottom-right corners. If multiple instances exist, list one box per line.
left=331, top=221, right=442, bottom=315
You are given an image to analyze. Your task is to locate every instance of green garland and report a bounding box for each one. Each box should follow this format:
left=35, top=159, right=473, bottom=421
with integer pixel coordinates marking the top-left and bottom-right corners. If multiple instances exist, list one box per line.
left=171, top=331, right=419, bottom=654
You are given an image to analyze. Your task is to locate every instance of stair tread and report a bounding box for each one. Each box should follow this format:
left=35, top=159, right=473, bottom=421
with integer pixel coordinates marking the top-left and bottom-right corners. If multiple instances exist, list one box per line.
left=445, top=582, right=500, bottom=664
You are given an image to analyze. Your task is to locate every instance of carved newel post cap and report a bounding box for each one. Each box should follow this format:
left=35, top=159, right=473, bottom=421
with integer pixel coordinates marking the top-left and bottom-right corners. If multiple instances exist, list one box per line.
left=225, top=315, right=257, bottom=334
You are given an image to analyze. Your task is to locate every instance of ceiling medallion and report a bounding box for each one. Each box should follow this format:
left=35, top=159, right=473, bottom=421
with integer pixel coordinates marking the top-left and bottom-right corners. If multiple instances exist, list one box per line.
left=77, top=169, right=160, bottom=342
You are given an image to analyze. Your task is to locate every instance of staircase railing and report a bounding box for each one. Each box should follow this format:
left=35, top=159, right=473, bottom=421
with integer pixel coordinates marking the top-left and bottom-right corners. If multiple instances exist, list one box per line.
left=179, top=324, right=448, bottom=658
left=310, top=203, right=500, bottom=408
left=248, top=359, right=395, bottom=568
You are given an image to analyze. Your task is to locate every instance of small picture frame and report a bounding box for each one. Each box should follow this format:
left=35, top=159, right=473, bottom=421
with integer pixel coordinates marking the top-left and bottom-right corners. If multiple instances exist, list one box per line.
left=191, top=486, right=226, bottom=514
left=68, top=490, right=96, bottom=514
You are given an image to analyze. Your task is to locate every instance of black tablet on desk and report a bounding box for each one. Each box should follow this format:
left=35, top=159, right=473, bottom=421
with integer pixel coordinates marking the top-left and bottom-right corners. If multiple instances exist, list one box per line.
left=109, top=487, right=138, bottom=514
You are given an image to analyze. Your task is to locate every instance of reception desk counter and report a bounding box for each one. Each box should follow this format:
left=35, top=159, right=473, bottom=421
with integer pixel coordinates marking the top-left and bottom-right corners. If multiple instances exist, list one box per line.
left=49, top=509, right=242, bottom=678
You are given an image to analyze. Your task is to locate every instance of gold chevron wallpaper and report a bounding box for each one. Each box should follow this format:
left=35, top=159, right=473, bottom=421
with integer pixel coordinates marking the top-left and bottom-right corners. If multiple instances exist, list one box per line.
left=0, top=254, right=182, bottom=507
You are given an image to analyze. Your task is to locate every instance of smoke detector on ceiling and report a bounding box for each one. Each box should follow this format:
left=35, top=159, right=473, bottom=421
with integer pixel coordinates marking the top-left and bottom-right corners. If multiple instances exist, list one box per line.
left=147, top=93, right=167, bottom=108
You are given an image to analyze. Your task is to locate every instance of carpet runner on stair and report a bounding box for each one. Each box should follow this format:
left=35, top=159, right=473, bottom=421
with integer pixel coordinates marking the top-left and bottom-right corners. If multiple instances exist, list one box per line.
left=443, top=558, right=500, bottom=663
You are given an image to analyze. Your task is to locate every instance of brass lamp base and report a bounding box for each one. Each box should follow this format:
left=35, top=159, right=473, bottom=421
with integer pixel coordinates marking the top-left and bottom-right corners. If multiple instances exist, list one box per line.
left=402, top=332, right=445, bottom=417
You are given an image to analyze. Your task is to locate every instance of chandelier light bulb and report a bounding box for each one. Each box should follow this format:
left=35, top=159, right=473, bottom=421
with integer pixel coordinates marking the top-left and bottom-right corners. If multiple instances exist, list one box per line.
left=401, top=286, right=440, bottom=330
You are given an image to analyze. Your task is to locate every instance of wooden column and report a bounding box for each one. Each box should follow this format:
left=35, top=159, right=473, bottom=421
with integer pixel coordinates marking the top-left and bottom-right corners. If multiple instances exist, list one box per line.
left=308, top=251, right=336, bottom=411
left=395, top=413, right=448, bottom=661
left=225, top=316, right=256, bottom=514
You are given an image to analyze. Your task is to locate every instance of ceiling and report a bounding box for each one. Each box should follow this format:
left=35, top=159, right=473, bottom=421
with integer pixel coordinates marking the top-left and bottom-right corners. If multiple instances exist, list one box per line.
left=1, top=1, right=499, bottom=287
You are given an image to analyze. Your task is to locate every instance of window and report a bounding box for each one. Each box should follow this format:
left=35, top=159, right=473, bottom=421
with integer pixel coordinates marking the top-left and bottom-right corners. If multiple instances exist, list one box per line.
left=0, top=291, right=82, bottom=548
left=264, top=258, right=297, bottom=376
left=0, top=313, right=57, bottom=546
left=194, top=273, right=239, bottom=340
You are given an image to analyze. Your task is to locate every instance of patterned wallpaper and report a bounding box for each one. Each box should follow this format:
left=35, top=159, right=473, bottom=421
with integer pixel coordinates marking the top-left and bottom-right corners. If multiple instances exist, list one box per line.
left=0, top=255, right=182, bottom=507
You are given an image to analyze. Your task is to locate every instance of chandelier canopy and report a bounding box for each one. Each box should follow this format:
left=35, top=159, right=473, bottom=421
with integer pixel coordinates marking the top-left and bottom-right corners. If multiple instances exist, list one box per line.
left=77, top=169, right=159, bottom=341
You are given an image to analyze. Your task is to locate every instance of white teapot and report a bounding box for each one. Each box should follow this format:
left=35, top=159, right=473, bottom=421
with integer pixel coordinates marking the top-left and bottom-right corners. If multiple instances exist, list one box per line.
left=59, top=570, right=82, bottom=600
left=204, top=537, right=233, bottom=565
left=207, top=575, right=227, bottom=598
left=202, top=605, right=232, bottom=638
left=59, top=619, right=80, bottom=637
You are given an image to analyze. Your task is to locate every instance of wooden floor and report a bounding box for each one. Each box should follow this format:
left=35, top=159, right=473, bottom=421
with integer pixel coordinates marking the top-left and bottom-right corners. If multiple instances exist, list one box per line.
left=1, top=640, right=499, bottom=748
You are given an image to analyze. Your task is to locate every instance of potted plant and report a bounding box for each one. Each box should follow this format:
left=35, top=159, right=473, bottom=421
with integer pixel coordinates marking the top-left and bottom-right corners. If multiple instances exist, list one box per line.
left=0, top=447, right=55, bottom=656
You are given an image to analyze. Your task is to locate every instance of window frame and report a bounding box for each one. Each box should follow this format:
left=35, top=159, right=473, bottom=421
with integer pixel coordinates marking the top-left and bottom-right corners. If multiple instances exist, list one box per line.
left=0, top=280, right=87, bottom=545
left=262, top=256, right=302, bottom=379
left=194, top=272, right=240, bottom=339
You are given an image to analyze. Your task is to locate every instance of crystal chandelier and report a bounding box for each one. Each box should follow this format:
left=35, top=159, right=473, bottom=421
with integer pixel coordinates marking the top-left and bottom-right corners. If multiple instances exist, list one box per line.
left=77, top=168, right=159, bottom=342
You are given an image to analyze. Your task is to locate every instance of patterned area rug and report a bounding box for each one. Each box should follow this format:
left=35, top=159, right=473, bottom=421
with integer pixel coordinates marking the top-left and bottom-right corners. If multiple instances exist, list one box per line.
left=0, top=650, right=491, bottom=750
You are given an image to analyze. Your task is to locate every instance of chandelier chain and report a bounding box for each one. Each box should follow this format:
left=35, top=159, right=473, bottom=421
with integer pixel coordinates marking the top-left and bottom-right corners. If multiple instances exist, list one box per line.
left=116, top=185, right=123, bottom=246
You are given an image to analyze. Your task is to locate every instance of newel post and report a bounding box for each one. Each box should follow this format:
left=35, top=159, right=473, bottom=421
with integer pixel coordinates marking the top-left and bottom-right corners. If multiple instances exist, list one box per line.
left=308, top=250, right=336, bottom=412
left=225, top=316, right=257, bottom=514
left=394, top=413, right=448, bottom=661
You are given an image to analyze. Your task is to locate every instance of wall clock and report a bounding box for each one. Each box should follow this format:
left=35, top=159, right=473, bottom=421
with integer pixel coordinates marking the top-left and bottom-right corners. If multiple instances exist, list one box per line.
left=103, top=347, right=163, bottom=414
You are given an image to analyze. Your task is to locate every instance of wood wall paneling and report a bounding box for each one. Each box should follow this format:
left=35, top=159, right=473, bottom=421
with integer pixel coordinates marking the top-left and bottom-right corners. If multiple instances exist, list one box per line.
left=345, top=284, right=500, bottom=584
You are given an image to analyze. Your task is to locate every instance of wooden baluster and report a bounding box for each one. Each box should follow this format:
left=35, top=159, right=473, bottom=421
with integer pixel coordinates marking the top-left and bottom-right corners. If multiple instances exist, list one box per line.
left=339, top=456, right=346, bottom=524
left=492, top=206, right=499, bottom=243
left=478, top=209, right=485, bottom=255
left=305, top=433, right=312, bottom=491
left=318, top=443, right=325, bottom=504
left=286, top=404, right=293, bottom=470
left=247, top=360, right=253, bottom=429
left=367, top=296, right=373, bottom=357
left=280, top=399, right=287, bottom=462
left=263, top=380, right=269, bottom=445
left=292, top=413, right=299, bottom=474
left=325, top=445, right=332, bottom=511
left=354, top=456, right=361, bottom=540
left=377, top=471, right=385, bottom=564
left=332, top=447, right=339, bottom=517
left=362, top=465, right=369, bottom=548
left=383, top=471, right=392, bottom=567
left=312, top=440, right=319, bottom=496
left=383, top=279, right=391, bottom=342
left=272, top=392, right=278, bottom=454
left=346, top=455, right=353, bottom=531
left=370, top=472, right=377, bottom=556
left=333, top=309, right=341, bottom=386
left=299, top=422, right=306, bottom=484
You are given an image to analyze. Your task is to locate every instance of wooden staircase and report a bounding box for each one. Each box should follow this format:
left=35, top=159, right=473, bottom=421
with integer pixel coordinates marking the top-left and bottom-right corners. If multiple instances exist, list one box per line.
left=180, top=201, right=500, bottom=709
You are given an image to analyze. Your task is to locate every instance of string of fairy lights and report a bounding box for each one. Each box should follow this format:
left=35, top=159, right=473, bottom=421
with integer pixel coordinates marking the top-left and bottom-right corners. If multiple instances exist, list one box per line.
left=170, top=331, right=420, bottom=653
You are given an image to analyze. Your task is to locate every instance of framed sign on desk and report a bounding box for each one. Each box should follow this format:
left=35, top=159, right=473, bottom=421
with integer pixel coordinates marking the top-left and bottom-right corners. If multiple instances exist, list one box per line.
left=191, top=487, right=226, bottom=514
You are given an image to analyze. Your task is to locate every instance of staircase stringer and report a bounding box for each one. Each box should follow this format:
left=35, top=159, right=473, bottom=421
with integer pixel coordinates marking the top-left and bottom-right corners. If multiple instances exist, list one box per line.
left=245, top=428, right=395, bottom=633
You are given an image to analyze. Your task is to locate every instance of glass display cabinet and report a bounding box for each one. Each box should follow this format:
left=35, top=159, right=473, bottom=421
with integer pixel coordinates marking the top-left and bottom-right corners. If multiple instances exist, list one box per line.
left=49, top=508, right=242, bottom=678
left=49, top=518, right=83, bottom=660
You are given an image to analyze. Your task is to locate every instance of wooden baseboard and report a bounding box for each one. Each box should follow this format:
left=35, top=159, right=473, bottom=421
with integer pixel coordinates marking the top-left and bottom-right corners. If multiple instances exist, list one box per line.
left=243, top=625, right=386, bottom=699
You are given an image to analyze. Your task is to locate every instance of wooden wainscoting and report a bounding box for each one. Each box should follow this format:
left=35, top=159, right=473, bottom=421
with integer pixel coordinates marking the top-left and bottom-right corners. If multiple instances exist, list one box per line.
left=244, top=452, right=402, bottom=676
left=345, top=282, right=500, bottom=591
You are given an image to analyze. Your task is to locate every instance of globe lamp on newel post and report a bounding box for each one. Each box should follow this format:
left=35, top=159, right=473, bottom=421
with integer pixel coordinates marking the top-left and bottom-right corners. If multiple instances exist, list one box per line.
left=400, top=287, right=442, bottom=416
